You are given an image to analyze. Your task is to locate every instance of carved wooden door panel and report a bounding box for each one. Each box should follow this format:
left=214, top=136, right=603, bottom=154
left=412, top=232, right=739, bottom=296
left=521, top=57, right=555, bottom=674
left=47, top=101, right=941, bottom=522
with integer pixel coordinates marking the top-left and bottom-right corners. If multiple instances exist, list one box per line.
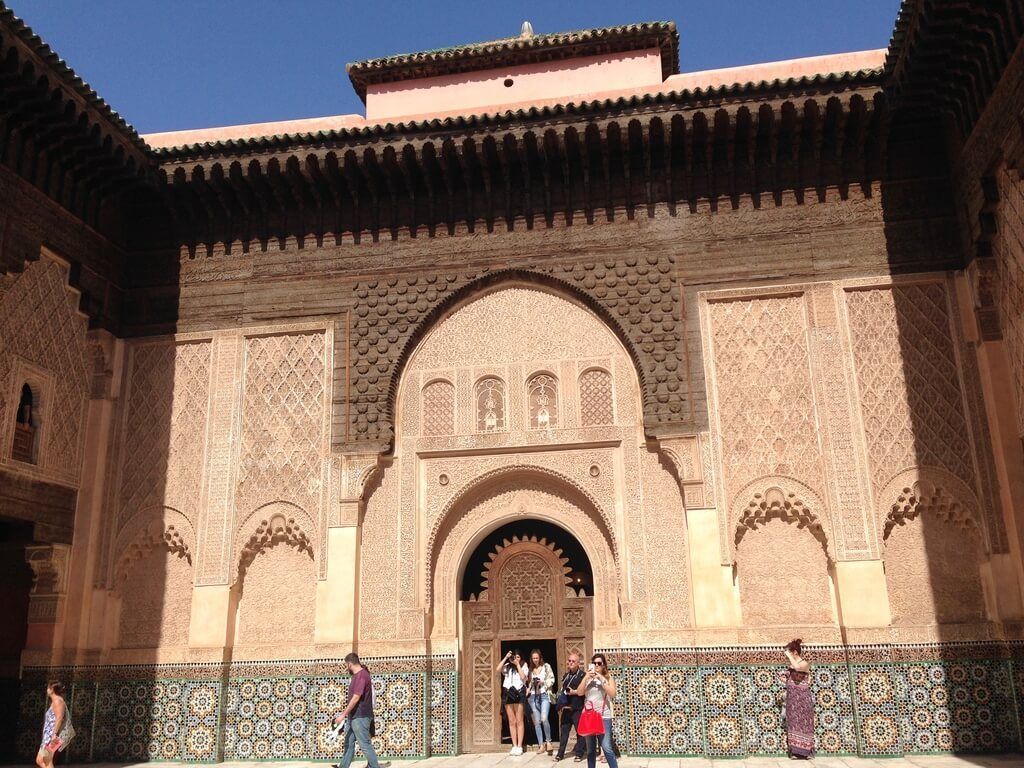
left=460, top=537, right=594, bottom=752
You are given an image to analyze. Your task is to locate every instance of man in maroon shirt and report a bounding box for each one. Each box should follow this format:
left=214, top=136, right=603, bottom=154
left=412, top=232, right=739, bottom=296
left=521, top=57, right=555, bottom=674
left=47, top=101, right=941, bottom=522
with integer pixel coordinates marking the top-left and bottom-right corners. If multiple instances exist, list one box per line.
left=332, top=653, right=390, bottom=768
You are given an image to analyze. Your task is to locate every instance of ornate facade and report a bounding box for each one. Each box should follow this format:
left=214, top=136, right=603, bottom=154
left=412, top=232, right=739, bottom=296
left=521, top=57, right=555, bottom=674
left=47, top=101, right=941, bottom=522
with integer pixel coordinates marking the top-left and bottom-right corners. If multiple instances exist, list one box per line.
left=2, top=0, right=1024, bottom=761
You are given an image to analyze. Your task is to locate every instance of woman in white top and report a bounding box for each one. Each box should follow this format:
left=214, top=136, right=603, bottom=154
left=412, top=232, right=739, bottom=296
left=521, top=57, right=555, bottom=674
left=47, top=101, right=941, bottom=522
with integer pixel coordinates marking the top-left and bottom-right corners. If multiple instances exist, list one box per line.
left=527, top=649, right=557, bottom=754
left=497, top=649, right=528, bottom=755
left=575, top=654, right=618, bottom=768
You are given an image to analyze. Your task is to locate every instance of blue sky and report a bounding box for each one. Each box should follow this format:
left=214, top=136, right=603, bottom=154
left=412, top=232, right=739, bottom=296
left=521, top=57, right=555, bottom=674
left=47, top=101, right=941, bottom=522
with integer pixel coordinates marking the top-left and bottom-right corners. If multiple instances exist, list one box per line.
left=12, top=0, right=902, bottom=134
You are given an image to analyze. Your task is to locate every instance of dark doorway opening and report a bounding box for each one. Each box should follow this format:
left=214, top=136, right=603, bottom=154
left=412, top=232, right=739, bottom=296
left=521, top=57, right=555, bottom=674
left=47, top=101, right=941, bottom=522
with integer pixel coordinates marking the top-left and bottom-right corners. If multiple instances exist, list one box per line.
left=499, top=637, right=559, bottom=748
left=0, top=518, right=33, bottom=762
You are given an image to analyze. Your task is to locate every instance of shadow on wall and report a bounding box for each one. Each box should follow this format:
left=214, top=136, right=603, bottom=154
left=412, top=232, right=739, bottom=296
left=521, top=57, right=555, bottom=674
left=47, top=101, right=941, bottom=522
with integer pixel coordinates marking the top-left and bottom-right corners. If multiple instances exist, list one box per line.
left=14, top=250, right=187, bottom=762
left=874, top=109, right=1019, bottom=757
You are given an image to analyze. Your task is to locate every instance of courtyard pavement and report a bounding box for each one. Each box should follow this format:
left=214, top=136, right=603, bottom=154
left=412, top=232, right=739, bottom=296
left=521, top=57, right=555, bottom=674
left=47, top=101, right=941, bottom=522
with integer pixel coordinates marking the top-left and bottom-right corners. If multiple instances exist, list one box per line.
left=8, top=752, right=1024, bottom=768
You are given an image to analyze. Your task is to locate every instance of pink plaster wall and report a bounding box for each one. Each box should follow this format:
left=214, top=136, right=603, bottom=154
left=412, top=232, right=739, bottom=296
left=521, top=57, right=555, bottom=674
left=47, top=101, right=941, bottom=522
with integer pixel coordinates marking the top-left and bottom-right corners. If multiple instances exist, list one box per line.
left=141, top=49, right=886, bottom=150
left=365, top=48, right=664, bottom=121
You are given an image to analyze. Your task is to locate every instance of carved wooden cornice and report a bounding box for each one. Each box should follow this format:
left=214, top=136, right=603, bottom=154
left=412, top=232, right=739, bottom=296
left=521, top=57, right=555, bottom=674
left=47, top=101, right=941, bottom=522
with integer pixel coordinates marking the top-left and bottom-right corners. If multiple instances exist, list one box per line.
left=151, top=81, right=887, bottom=252
left=885, top=0, right=1024, bottom=140
left=0, top=2, right=156, bottom=235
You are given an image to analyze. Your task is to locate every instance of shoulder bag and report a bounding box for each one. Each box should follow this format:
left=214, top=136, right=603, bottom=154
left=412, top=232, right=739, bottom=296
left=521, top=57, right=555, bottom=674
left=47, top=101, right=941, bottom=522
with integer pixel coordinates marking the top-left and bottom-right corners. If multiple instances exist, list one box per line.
left=577, top=699, right=606, bottom=736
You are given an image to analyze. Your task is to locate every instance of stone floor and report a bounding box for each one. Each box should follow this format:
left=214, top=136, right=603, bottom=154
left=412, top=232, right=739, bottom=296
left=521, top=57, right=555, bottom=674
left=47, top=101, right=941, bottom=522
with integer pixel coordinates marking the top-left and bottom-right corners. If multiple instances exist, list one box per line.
left=11, top=753, right=1024, bottom=768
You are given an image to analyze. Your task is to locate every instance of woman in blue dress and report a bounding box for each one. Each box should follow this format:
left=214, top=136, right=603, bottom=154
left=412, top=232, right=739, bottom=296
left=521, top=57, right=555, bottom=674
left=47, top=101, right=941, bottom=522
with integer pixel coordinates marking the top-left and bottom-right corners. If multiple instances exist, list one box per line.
left=36, top=681, right=66, bottom=768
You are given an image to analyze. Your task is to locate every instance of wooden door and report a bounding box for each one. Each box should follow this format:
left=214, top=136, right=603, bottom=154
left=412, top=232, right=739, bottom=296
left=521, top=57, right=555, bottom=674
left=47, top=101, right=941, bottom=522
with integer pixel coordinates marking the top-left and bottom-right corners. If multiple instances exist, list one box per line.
left=460, top=538, right=593, bottom=752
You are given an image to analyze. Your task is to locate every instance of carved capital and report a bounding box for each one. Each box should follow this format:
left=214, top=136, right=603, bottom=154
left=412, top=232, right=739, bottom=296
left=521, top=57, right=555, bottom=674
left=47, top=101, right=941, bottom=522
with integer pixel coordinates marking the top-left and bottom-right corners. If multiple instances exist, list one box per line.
left=24, top=543, right=71, bottom=624
left=966, top=256, right=1002, bottom=341
left=656, top=434, right=709, bottom=508
left=340, top=452, right=383, bottom=502
left=85, top=329, right=117, bottom=400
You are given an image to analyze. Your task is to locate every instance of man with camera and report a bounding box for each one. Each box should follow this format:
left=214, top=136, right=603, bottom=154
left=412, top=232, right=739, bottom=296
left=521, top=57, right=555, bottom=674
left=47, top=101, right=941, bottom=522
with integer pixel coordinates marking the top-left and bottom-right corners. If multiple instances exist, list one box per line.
left=553, top=652, right=586, bottom=761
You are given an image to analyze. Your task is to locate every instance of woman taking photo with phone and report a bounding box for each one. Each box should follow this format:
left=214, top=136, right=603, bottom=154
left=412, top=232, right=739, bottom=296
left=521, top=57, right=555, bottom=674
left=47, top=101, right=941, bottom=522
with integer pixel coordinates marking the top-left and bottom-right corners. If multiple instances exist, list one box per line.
left=527, top=649, right=556, bottom=754
left=575, top=654, right=618, bottom=768
left=497, top=649, right=528, bottom=755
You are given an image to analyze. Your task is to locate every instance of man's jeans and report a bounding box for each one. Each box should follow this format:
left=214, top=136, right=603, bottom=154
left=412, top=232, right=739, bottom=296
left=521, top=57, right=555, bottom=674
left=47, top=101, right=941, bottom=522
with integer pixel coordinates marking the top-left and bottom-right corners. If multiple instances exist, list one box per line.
left=340, top=716, right=381, bottom=768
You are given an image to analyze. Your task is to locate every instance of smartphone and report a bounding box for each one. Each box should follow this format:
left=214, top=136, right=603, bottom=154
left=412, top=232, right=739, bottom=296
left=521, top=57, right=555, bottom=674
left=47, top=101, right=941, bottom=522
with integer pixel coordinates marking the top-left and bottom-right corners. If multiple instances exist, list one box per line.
left=587, top=663, right=596, bottom=673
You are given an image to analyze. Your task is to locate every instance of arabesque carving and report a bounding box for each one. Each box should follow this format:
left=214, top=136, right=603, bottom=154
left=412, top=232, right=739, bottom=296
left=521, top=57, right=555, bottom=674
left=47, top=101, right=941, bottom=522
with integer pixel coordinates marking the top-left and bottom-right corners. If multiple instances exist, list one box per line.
left=114, top=520, right=193, bottom=584
left=237, top=507, right=315, bottom=583
left=882, top=477, right=979, bottom=543
left=735, top=486, right=830, bottom=560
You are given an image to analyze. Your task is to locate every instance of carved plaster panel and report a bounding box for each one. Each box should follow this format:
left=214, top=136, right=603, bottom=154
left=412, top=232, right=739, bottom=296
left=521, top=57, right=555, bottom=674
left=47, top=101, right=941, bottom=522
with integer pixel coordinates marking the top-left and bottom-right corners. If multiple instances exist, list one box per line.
left=0, top=254, right=89, bottom=486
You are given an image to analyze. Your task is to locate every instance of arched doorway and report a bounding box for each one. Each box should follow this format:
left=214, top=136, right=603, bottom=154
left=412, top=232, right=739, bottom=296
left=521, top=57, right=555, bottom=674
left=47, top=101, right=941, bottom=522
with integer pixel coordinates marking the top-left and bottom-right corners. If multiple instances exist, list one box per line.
left=460, top=522, right=594, bottom=752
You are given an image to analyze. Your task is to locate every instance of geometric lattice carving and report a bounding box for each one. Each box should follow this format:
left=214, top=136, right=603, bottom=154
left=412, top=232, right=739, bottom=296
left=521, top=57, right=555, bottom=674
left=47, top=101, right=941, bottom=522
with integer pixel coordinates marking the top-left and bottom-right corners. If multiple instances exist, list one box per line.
left=708, top=294, right=825, bottom=513
left=422, top=379, right=455, bottom=436
left=237, top=332, right=326, bottom=517
left=846, top=284, right=973, bottom=495
left=475, top=535, right=572, bottom=602
left=475, top=377, right=505, bottom=433
left=471, top=641, right=494, bottom=744
left=498, top=553, right=555, bottom=629
left=114, top=520, right=193, bottom=583
left=118, top=342, right=211, bottom=529
left=883, top=480, right=976, bottom=541
left=579, top=368, right=614, bottom=426
left=0, top=257, right=88, bottom=481
left=735, top=486, right=829, bottom=559
left=237, top=512, right=314, bottom=581
left=527, top=373, right=558, bottom=428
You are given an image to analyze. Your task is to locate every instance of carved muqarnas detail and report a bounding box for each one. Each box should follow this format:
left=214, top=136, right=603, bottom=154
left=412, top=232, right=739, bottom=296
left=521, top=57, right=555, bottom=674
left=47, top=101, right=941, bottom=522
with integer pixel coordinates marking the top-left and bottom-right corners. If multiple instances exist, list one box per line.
left=735, top=487, right=829, bottom=558
left=883, top=481, right=974, bottom=541
left=115, top=522, right=192, bottom=582
left=238, top=513, right=313, bottom=580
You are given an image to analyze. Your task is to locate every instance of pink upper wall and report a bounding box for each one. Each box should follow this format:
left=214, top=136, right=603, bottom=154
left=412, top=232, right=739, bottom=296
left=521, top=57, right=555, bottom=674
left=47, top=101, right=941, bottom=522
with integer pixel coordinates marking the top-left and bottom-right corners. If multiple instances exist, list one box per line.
left=364, top=48, right=664, bottom=121
left=141, top=49, right=886, bottom=150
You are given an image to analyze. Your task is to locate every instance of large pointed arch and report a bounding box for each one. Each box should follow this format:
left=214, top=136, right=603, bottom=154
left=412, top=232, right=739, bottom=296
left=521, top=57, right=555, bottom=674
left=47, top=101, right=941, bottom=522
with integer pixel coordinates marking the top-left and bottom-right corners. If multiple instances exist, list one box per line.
left=383, top=269, right=650, bottom=451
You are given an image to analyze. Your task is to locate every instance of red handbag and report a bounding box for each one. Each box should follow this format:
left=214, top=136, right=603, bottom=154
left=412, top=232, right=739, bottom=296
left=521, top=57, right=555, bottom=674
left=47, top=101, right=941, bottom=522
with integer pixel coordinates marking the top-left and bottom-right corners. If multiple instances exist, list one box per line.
left=577, top=700, right=606, bottom=736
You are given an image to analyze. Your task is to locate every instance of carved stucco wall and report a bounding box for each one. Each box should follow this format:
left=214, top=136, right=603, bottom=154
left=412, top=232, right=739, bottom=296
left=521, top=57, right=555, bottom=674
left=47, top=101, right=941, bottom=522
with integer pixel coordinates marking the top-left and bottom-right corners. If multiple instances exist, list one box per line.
left=0, top=254, right=89, bottom=485
left=884, top=515, right=987, bottom=629
left=844, top=279, right=1005, bottom=554
left=98, top=339, right=211, bottom=589
left=736, top=517, right=835, bottom=630
left=236, top=542, right=316, bottom=647
left=701, top=275, right=1007, bottom=636
left=994, top=166, right=1024, bottom=436
left=117, top=547, right=194, bottom=649
left=359, top=285, right=689, bottom=651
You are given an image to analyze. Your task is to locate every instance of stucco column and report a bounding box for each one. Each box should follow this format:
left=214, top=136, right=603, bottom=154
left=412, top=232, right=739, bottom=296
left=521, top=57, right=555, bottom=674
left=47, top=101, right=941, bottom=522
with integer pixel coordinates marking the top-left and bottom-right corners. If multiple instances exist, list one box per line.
left=973, top=339, right=1024, bottom=619
left=686, top=507, right=741, bottom=627
left=957, top=270, right=1024, bottom=619
left=833, top=560, right=892, bottom=628
left=23, top=544, right=71, bottom=660
left=315, top=522, right=359, bottom=645
left=62, top=331, right=123, bottom=661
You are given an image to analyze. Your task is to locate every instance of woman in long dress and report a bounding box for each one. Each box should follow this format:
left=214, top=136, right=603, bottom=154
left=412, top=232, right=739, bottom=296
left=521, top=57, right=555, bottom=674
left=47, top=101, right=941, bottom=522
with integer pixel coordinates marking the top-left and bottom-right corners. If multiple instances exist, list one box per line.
left=779, top=639, right=814, bottom=759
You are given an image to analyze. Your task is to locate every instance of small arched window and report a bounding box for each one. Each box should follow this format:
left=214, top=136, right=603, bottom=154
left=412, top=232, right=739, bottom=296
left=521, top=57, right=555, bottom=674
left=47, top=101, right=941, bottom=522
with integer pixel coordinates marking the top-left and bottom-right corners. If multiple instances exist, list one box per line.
left=579, top=369, right=614, bottom=426
left=12, top=383, right=37, bottom=463
left=475, top=378, right=506, bottom=433
left=422, top=380, right=455, bottom=436
left=528, top=374, right=558, bottom=429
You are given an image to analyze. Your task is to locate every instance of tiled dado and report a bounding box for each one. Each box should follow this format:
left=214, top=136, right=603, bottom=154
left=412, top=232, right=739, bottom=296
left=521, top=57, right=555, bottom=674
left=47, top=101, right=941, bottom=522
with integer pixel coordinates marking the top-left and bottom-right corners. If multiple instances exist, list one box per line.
left=15, top=656, right=458, bottom=763
left=603, top=643, right=1024, bottom=758
left=15, top=645, right=1024, bottom=762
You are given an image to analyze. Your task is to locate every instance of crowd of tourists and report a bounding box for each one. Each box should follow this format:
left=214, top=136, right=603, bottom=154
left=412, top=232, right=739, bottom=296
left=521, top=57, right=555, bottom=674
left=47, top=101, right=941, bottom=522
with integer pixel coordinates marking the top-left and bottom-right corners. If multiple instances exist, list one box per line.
left=34, top=641, right=814, bottom=766
left=497, top=639, right=814, bottom=762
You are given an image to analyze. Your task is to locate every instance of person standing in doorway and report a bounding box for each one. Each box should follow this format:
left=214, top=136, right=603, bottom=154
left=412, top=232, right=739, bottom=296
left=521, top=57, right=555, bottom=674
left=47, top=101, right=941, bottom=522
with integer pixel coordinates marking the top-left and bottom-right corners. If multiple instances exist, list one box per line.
left=778, top=639, right=814, bottom=759
left=527, top=649, right=556, bottom=754
left=575, top=654, right=618, bottom=768
left=332, top=653, right=391, bottom=768
left=498, top=649, right=528, bottom=755
left=554, top=652, right=586, bottom=762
